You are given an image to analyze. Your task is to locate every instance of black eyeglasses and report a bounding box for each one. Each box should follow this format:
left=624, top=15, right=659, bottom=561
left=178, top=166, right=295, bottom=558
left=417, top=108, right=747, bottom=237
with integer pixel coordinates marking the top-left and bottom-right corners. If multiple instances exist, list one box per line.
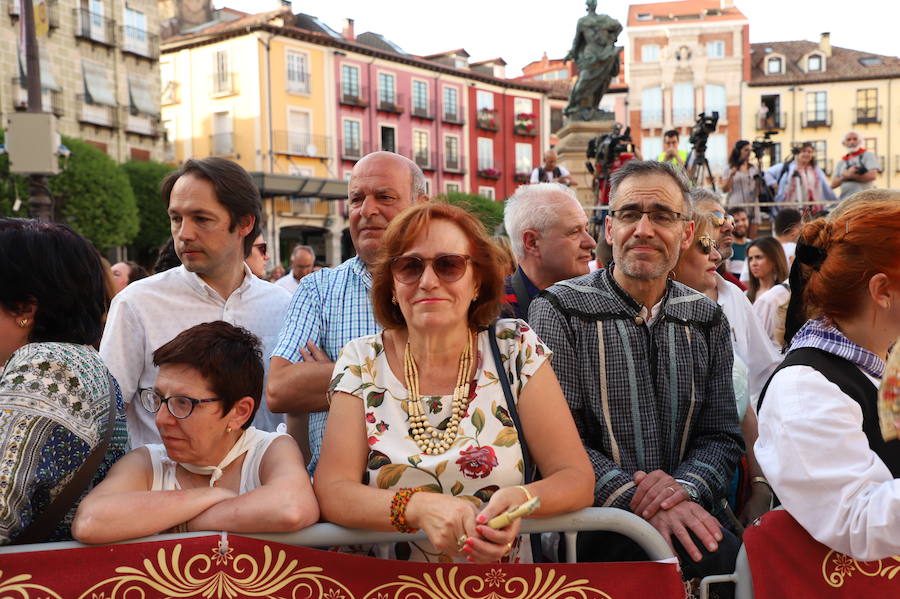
left=140, top=388, right=225, bottom=419
left=253, top=242, right=268, bottom=255
left=390, top=254, right=471, bottom=284
left=708, top=211, right=735, bottom=227
left=696, top=235, right=719, bottom=255
left=610, top=209, right=688, bottom=227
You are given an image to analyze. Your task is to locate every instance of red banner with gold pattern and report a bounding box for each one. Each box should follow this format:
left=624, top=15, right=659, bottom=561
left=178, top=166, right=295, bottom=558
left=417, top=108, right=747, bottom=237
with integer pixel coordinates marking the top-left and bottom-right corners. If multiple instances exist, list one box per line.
left=744, top=509, right=900, bottom=598
left=0, top=534, right=685, bottom=598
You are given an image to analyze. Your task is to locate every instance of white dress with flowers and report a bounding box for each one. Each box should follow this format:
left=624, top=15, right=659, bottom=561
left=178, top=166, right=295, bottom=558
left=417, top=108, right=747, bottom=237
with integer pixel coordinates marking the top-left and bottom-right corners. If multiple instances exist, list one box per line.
left=329, top=318, right=551, bottom=563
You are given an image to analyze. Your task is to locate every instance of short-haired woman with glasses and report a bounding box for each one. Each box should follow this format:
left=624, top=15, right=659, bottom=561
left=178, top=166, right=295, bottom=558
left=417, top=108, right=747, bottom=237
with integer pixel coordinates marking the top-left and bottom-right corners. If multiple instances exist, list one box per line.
left=314, top=202, right=593, bottom=563
left=72, top=321, right=318, bottom=544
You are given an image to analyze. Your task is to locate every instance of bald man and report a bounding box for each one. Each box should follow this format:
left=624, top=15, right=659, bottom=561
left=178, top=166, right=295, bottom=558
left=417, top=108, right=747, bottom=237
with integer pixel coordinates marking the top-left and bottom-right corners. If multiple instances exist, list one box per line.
left=267, top=152, right=428, bottom=472
left=530, top=150, right=573, bottom=186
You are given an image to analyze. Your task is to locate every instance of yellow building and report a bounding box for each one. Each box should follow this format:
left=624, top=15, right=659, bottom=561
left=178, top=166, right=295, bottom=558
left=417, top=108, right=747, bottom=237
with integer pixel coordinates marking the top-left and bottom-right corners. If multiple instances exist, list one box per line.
left=742, top=34, right=900, bottom=187
left=161, top=7, right=346, bottom=266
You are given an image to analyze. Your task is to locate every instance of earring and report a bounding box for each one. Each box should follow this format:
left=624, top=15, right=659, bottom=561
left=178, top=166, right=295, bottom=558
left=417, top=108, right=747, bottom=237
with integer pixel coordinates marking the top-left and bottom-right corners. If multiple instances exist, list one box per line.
left=226, top=426, right=232, bottom=433
left=17, top=318, right=29, bottom=328
left=472, top=293, right=479, bottom=302
left=391, top=296, right=398, bottom=305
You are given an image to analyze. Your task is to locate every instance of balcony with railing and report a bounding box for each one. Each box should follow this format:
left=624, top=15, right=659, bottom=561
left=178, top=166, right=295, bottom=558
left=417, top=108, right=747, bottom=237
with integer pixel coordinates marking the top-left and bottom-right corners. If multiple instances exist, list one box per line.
left=800, top=110, right=832, bottom=128
left=11, top=78, right=63, bottom=116
left=442, top=108, right=464, bottom=125
left=476, top=108, right=499, bottom=131
left=443, top=153, right=466, bottom=174
left=411, top=101, right=434, bottom=120
left=209, top=133, right=234, bottom=156
left=414, top=150, right=437, bottom=171
left=341, top=139, right=366, bottom=160
left=640, top=109, right=663, bottom=128
left=161, top=81, right=179, bottom=105
left=377, top=93, right=404, bottom=114
left=853, top=105, right=882, bottom=125
left=340, top=86, right=368, bottom=108
left=77, top=94, right=116, bottom=128
left=210, top=72, right=238, bottom=97
left=286, top=73, right=310, bottom=94
left=672, top=108, right=695, bottom=127
left=756, top=112, right=786, bottom=130
left=122, top=108, right=161, bottom=137
left=73, top=9, right=116, bottom=46
left=273, top=132, right=331, bottom=158
left=514, top=112, right=537, bottom=136
left=120, top=26, right=159, bottom=60
left=280, top=197, right=330, bottom=218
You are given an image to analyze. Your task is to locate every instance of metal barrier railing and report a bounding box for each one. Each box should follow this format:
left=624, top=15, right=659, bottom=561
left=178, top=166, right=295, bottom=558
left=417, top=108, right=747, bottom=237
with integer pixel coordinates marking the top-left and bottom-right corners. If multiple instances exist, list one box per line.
left=0, top=507, right=675, bottom=563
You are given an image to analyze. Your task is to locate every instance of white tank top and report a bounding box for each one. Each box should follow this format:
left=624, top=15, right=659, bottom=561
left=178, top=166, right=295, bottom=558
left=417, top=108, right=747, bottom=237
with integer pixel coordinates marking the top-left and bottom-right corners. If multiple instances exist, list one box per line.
left=146, top=427, right=286, bottom=493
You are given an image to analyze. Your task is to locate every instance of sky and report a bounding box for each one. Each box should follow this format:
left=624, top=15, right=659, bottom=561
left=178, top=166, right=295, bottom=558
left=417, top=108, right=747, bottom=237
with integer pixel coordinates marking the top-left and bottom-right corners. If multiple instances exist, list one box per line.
left=214, top=0, right=898, bottom=77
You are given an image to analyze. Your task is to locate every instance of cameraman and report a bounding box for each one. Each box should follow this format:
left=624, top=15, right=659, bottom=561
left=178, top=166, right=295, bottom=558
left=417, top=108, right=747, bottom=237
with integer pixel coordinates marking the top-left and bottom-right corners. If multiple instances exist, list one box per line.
left=657, top=129, right=688, bottom=170
left=722, top=140, right=761, bottom=236
left=830, top=131, right=879, bottom=201
left=530, top=150, right=573, bottom=186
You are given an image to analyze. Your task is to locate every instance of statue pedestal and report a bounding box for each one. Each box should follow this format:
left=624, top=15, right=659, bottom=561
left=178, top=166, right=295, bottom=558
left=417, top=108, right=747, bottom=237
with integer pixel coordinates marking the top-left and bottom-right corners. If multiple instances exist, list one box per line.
left=554, top=120, right=614, bottom=210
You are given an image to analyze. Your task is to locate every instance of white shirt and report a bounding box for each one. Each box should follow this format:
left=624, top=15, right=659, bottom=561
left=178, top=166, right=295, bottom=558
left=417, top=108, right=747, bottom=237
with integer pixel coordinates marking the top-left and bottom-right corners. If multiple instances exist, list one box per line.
left=100, top=264, right=292, bottom=447
left=755, top=365, right=900, bottom=561
left=275, top=273, right=300, bottom=294
left=714, top=274, right=781, bottom=398
left=753, top=282, right=791, bottom=350
left=529, top=164, right=570, bottom=183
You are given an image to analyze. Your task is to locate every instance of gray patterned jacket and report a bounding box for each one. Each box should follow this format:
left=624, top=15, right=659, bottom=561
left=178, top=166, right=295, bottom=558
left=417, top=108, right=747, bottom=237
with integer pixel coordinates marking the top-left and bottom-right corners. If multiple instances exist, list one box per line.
left=530, top=267, right=743, bottom=515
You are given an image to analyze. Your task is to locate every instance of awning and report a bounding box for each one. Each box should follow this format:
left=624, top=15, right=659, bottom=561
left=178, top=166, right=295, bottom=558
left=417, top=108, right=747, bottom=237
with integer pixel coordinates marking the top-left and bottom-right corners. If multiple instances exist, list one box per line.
left=17, top=46, right=60, bottom=91
left=82, top=59, right=117, bottom=106
left=248, top=173, right=348, bottom=200
left=128, top=75, right=157, bottom=116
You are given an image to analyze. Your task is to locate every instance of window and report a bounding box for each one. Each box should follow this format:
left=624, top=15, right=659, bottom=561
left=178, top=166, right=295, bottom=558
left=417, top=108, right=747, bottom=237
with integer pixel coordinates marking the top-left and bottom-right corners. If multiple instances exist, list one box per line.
left=341, top=64, right=360, bottom=100
left=641, top=86, right=662, bottom=126
left=514, top=98, right=531, bottom=116
left=707, top=134, right=728, bottom=173
left=412, top=80, right=429, bottom=116
left=478, top=186, right=495, bottom=201
left=805, top=91, right=828, bottom=125
left=704, top=84, right=726, bottom=118
left=856, top=88, right=878, bottom=123
left=413, top=130, right=430, bottom=168
left=812, top=140, right=827, bottom=165
left=673, top=83, right=694, bottom=125
left=82, top=59, right=116, bottom=106
left=477, top=137, right=493, bottom=170
left=343, top=119, right=361, bottom=158
left=213, top=50, right=230, bottom=94
left=212, top=111, right=233, bottom=155
left=641, top=44, right=659, bottom=62
left=380, top=126, right=396, bottom=153
left=707, top=40, right=725, bottom=59
left=378, top=72, right=396, bottom=106
left=123, top=8, right=148, bottom=56
left=641, top=136, right=661, bottom=161
left=443, top=86, right=458, bottom=120
left=515, top=143, right=532, bottom=175
left=287, top=109, right=311, bottom=154
left=128, top=74, right=156, bottom=115
left=86, top=0, right=107, bottom=43
left=807, top=55, right=822, bottom=71
left=286, top=51, right=309, bottom=93
left=864, top=137, right=877, bottom=155
left=444, top=135, right=460, bottom=170
left=759, top=94, right=782, bottom=129
left=766, top=57, right=782, bottom=74
left=476, top=90, right=493, bottom=111
left=446, top=182, right=460, bottom=194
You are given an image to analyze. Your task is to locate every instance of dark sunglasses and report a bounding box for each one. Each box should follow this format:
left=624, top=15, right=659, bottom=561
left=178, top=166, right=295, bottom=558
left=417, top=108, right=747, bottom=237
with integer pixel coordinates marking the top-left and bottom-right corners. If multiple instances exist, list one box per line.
left=253, top=242, right=268, bottom=255
left=390, top=254, right=471, bottom=284
left=697, top=235, right=719, bottom=255
left=709, top=211, right=735, bottom=227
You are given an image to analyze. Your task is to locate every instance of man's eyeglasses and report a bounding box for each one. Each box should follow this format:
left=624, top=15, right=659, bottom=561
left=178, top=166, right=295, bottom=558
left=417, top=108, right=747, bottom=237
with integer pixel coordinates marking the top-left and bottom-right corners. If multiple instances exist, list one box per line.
left=708, top=211, right=735, bottom=227
left=610, top=209, right=688, bottom=227
left=697, top=235, right=719, bottom=255
left=140, top=388, right=225, bottom=419
left=390, top=254, right=471, bottom=284
left=253, top=242, right=268, bottom=256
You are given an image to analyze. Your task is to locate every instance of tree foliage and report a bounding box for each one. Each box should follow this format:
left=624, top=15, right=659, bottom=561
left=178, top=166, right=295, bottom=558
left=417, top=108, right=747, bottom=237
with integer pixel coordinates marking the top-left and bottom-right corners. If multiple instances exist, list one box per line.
left=120, top=159, right=176, bottom=265
left=441, top=191, right=505, bottom=234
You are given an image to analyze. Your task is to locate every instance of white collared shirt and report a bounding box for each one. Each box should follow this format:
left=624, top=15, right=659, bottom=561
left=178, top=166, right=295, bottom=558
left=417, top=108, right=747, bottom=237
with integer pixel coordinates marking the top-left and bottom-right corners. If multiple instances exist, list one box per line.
left=714, top=274, right=781, bottom=398
left=100, top=264, right=291, bottom=448
left=274, top=272, right=301, bottom=294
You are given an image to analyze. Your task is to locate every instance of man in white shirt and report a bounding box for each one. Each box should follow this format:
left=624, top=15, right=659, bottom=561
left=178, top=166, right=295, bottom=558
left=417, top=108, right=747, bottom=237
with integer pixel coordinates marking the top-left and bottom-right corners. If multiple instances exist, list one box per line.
left=529, top=150, right=573, bottom=185
left=100, top=157, right=291, bottom=447
left=275, top=245, right=315, bottom=294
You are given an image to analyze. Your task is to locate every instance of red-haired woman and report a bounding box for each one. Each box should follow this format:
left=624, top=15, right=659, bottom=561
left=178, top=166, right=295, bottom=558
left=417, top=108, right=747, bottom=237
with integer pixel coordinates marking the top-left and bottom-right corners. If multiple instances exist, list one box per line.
left=314, top=202, right=593, bottom=563
left=755, top=191, right=900, bottom=560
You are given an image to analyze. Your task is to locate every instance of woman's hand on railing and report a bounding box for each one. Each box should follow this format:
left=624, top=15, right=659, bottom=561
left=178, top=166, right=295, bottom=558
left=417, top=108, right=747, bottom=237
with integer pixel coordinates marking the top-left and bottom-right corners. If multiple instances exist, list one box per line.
left=405, top=492, right=478, bottom=558
left=466, top=486, right=527, bottom=563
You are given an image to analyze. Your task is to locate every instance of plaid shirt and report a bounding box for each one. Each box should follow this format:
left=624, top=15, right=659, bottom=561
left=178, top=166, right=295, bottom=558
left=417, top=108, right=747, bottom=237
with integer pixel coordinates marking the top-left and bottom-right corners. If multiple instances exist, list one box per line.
left=790, top=317, right=885, bottom=379
left=271, top=256, right=378, bottom=473
left=530, top=267, right=743, bottom=513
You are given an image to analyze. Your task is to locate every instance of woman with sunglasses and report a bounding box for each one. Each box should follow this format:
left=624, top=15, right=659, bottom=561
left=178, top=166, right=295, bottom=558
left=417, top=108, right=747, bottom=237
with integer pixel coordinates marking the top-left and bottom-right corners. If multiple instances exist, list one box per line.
left=72, top=321, right=318, bottom=543
left=671, top=213, right=774, bottom=527
left=314, top=202, right=593, bottom=563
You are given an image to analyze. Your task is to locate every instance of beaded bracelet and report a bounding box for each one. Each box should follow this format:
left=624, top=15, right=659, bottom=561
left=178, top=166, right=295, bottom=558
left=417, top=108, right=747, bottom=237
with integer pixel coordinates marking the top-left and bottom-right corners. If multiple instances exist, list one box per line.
left=390, top=487, right=421, bottom=533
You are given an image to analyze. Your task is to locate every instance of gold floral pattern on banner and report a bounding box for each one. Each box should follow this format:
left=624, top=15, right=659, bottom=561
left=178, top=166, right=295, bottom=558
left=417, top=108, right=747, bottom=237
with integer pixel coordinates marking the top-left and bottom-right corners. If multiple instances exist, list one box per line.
left=0, top=569, right=64, bottom=599
left=364, top=566, right=613, bottom=599
left=822, top=550, right=900, bottom=588
left=77, top=542, right=355, bottom=599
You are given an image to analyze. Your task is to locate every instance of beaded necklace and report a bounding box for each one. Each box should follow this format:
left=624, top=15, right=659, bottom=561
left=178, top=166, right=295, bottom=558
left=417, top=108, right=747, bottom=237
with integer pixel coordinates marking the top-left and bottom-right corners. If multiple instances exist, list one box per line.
left=403, top=331, right=473, bottom=455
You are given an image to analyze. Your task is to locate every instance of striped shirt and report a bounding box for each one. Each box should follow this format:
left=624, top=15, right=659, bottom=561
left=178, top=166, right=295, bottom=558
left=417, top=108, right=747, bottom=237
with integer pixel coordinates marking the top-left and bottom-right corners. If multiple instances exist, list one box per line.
left=271, top=256, right=377, bottom=473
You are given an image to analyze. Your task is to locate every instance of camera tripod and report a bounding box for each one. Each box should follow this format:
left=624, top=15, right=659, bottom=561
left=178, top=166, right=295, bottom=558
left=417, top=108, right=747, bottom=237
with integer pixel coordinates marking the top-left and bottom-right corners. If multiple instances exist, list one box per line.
left=686, top=145, right=717, bottom=191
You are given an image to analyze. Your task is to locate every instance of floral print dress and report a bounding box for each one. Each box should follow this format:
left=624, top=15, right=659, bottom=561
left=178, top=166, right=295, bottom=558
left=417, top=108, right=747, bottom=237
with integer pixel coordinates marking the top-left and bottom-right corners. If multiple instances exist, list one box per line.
left=329, top=318, right=551, bottom=563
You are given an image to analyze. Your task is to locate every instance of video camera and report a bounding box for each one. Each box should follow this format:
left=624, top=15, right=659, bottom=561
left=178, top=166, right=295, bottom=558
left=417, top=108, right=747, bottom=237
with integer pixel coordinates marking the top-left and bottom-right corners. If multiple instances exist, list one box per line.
left=688, top=112, right=719, bottom=153
left=586, top=123, right=632, bottom=174
left=751, top=130, right=778, bottom=161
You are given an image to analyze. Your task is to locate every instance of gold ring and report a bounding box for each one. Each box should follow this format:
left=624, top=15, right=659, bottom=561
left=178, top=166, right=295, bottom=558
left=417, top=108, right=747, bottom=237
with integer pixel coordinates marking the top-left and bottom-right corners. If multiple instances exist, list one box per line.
left=667, top=486, right=676, bottom=495
left=504, top=542, right=512, bottom=555
left=457, top=534, right=468, bottom=551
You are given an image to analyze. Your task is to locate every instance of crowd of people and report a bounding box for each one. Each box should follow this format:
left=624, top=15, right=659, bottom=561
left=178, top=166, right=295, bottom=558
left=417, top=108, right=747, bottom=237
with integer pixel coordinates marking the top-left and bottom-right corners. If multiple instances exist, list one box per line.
left=1, top=145, right=897, bottom=594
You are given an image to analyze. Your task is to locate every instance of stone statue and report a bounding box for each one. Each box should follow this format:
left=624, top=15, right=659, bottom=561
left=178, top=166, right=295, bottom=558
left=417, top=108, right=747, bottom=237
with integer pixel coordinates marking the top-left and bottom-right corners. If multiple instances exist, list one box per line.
left=564, top=0, right=622, bottom=122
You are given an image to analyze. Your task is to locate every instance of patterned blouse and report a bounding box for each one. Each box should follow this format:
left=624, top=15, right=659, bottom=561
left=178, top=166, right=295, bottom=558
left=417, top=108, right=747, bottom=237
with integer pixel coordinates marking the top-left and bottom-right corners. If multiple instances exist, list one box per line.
left=329, top=319, right=550, bottom=563
left=0, top=342, right=128, bottom=544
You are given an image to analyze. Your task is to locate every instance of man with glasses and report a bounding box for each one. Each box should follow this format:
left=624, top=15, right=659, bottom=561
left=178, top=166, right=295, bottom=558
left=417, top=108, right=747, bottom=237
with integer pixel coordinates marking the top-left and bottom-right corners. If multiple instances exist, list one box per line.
left=830, top=131, right=880, bottom=201
left=275, top=245, right=316, bottom=293
left=101, top=157, right=292, bottom=447
left=268, top=152, right=428, bottom=473
left=530, top=160, right=743, bottom=579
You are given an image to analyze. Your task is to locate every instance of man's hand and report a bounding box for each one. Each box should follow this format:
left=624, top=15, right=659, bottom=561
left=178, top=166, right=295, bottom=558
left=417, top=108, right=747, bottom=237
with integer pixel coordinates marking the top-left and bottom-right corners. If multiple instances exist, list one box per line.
left=299, top=341, right=331, bottom=363
left=647, top=501, right=723, bottom=562
left=630, top=470, right=687, bottom=519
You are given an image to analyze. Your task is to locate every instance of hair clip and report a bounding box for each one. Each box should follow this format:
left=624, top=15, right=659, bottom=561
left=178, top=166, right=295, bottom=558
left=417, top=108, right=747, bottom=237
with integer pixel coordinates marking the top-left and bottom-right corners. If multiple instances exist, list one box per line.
left=795, top=243, right=827, bottom=271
